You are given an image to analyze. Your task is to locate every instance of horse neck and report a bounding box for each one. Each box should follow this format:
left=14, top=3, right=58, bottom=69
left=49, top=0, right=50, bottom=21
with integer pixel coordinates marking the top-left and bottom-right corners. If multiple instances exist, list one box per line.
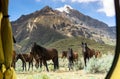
left=19, top=54, right=26, bottom=62
left=37, top=45, right=47, bottom=54
left=86, top=46, right=91, bottom=52
left=62, top=51, right=67, bottom=57
left=68, top=50, right=73, bottom=57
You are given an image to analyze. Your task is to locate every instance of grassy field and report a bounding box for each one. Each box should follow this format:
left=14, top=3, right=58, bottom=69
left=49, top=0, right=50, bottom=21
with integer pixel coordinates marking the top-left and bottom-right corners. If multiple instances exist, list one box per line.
left=15, top=53, right=113, bottom=79
left=14, top=36, right=115, bottom=79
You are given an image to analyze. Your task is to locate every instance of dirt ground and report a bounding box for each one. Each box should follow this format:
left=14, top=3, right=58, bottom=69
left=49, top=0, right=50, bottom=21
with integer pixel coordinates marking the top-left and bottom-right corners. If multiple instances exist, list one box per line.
left=16, top=69, right=107, bottom=79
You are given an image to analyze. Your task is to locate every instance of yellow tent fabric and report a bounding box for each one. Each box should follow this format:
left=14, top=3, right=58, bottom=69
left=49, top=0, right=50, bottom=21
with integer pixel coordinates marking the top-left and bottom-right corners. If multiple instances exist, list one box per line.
left=111, top=55, right=120, bottom=79
left=0, top=0, right=16, bottom=79
left=0, top=0, right=119, bottom=79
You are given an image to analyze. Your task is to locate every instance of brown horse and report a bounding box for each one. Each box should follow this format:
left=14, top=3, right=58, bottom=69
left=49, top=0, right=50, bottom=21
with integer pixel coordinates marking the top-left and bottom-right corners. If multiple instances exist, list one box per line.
left=95, top=51, right=102, bottom=58
left=31, top=42, right=59, bottom=72
left=61, top=51, right=78, bottom=62
left=16, top=53, right=33, bottom=71
left=81, top=42, right=101, bottom=66
left=11, top=50, right=17, bottom=69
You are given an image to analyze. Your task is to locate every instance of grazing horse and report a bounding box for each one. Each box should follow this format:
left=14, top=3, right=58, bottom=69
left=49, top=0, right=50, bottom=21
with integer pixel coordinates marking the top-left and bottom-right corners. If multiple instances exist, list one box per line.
left=16, top=53, right=33, bottom=71
left=67, top=48, right=74, bottom=70
left=31, top=42, right=59, bottom=72
left=81, top=42, right=101, bottom=66
left=61, top=51, right=78, bottom=62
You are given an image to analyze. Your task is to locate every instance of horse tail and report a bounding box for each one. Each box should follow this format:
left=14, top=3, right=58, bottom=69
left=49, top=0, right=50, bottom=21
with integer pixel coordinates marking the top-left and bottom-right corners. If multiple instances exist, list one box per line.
left=54, top=49, right=59, bottom=69
left=56, top=55, right=59, bottom=69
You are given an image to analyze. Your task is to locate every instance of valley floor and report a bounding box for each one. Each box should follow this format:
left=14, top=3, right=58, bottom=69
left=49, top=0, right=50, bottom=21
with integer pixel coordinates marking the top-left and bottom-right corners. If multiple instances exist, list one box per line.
left=16, top=69, right=106, bottom=79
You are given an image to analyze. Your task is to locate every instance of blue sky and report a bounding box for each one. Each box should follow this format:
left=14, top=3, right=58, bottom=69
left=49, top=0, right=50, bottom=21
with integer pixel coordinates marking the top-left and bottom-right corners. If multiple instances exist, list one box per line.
left=9, top=0, right=115, bottom=26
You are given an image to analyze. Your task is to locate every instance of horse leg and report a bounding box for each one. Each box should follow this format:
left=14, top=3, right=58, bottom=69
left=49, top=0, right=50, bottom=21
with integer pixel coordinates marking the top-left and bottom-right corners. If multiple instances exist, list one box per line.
left=52, top=58, right=57, bottom=71
left=72, top=59, right=74, bottom=66
left=43, top=60, right=49, bottom=72
left=32, top=61, right=33, bottom=70
left=40, top=59, right=42, bottom=68
left=25, top=62, right=26, bottom=71
left=56, top=57, right=59, bottom=69
left=84, top=57, right=87, bottom=67
left=22, top=62, right=24, bottom=71
left=70, top=58, right=74, bottom=70
left=28, top=62, right=30, bottom=71
left=54, top=57, right=59, bottom=71
left=68, top=59, right=71, bottom=71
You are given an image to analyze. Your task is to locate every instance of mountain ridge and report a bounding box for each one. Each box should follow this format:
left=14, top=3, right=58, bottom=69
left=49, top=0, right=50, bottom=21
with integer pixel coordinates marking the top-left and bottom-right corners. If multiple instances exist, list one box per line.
left=11, top=5, right=116, bottom=52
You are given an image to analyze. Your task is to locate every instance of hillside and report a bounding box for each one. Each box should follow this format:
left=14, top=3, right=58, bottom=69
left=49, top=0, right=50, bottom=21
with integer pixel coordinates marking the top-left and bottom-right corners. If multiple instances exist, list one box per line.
left=11, top=5, right=116, bottom=53
left=46, top=37, right=115, bottom=56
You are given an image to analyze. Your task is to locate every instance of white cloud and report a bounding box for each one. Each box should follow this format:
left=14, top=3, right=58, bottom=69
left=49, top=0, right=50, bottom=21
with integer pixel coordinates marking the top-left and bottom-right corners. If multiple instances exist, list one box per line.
left=71, top=0, right=99, bottom=3
left=69, top=0, right=115, bottom=17
left=97, top=0, right=115, bottom=17
left=55, top=0, right=115, bottom=17
left=35, top=0, right=41, bottom=2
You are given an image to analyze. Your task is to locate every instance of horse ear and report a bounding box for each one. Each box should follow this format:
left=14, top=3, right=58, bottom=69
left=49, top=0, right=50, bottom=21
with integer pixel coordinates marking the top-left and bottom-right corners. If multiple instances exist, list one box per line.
left=85, top=43, right=87, bottom=46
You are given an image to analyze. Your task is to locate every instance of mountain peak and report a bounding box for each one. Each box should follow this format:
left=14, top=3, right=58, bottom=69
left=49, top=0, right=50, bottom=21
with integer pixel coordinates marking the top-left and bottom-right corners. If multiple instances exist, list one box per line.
left=56, top=5, right=73, bottom=13
left=40, top=6, right=54, bottom=13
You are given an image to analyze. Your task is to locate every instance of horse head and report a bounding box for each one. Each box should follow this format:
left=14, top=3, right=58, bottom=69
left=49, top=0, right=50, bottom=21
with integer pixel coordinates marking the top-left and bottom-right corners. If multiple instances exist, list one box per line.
left=81, top=42, right=87, bottom=53
left=61, top=51, right=67, bottom=58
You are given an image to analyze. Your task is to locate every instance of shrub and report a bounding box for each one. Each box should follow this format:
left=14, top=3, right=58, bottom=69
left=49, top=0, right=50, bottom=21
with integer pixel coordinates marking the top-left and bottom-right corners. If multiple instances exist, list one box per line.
left=85, top=54, right=114, bottom=73
left=73, top=59, right=84, bottom=71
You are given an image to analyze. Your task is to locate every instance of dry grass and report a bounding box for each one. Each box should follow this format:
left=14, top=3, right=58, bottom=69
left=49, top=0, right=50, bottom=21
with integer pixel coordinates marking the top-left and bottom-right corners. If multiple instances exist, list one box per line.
left=15, top=58, right=107, bottom=79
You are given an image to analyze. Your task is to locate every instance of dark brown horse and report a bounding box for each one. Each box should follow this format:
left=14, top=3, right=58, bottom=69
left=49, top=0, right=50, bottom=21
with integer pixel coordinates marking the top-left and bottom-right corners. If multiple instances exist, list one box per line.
left=31, top=42, right=59, bottom=72
left=81, top=42, right=101, bottom=66
left=16, top=53, right=33, bottom=71
left=61, top=51, right=78, bottom=62
left=67, top=48, right=74, bottom=70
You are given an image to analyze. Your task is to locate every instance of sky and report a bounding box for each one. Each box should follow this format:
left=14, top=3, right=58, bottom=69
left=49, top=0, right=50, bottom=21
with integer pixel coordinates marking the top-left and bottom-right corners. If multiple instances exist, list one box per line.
left=9, top=0, right=116, bottom=26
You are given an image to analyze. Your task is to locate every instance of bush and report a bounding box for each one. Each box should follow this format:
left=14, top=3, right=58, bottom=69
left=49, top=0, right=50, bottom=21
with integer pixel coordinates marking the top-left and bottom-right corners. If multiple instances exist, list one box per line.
left=85, top=54, right=114, bottom=73
left=73, top=59, right=84, bottom=71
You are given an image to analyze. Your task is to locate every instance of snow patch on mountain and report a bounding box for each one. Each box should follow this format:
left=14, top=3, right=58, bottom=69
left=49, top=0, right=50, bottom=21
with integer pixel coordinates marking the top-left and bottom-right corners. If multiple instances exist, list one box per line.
left=56, top=5, right=73, bottom=13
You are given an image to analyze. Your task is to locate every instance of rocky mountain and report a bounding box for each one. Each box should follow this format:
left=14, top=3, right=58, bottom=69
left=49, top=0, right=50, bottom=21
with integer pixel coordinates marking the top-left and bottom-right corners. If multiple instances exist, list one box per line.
left=11, top=5, right=116, bottom=52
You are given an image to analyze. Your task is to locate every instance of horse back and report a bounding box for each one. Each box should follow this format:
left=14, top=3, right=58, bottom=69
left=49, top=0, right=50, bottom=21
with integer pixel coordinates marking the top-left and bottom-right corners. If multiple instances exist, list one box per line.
left=21, top=53, right=33, bottom=62
left=73, top=52, right=78, bottom=60
left=44, top=48, right=58, bottom=60
left=88, top=48, right=95, bottom=58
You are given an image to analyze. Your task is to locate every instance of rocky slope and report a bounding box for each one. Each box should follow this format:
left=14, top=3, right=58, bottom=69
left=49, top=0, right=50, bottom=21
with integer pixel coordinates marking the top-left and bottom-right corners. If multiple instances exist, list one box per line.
left=11, top=5, right=116, bottom=52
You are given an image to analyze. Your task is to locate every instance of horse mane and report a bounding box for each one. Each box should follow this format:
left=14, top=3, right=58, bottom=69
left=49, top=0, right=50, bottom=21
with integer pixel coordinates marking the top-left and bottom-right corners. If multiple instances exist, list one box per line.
left=17, top=53, right=26, bottom=62
left=34, top=43, right=47, bottom=57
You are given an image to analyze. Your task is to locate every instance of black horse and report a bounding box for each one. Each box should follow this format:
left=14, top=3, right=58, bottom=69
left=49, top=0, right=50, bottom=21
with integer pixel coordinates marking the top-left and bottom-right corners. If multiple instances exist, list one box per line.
left=67, top=48, right=74, bottom=70
left=31, top=42, right=59, bottom=72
